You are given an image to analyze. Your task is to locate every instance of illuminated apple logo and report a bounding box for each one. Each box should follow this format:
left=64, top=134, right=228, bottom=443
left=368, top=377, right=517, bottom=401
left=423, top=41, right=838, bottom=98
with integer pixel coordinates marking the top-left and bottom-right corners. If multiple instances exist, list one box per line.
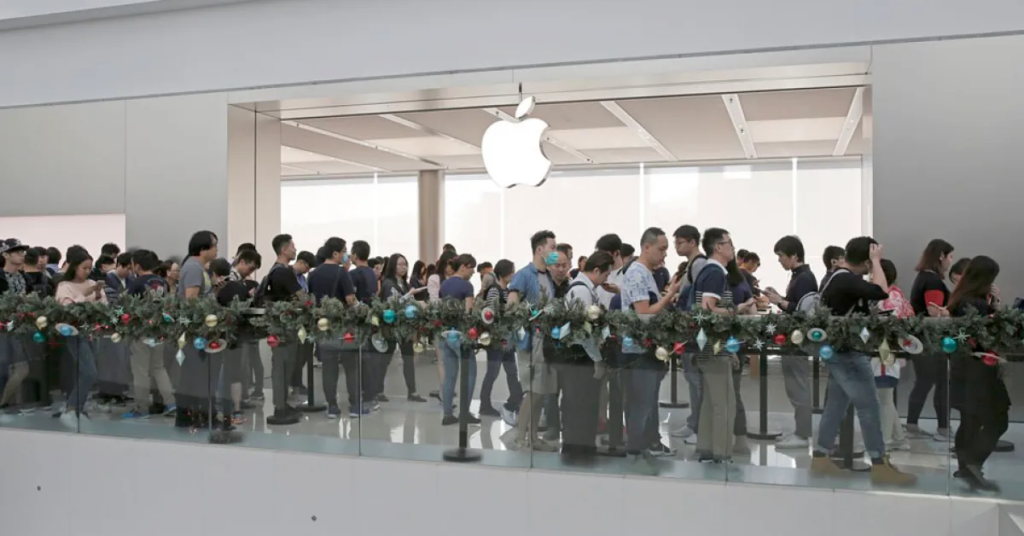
left=481, top=96, right=552, bottom=188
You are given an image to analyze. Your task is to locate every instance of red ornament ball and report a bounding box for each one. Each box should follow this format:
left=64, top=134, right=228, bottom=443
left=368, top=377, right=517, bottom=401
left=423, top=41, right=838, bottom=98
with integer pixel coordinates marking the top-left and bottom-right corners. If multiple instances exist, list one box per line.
left=773, top=334, right=787, bottom=346
left=643, top=338, right=653, bottom=347
left=304, top=300, right=313, bottom=308
left=468, top=328, right=479, bottom=340
left=208, top=341, right=221, bottom=350
left=673, top=342, right=686, bottom=355
left=121, top=314, right=131, bottom=325
left=267, top=335, right=280, bottom=348
left=483, top=309, right=494, bottom=321
left=343, top=332, right=355, bottom=343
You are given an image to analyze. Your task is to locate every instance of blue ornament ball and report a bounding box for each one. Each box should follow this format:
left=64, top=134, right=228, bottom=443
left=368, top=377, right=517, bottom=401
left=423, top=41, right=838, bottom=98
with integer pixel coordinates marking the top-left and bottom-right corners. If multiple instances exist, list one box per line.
left=193, top=337, right=208, bottom=350
left=725, top=337, right=741, bottom=354
left=622, top=336, right=636, bottom=349
left=446, top=331, right=460, bottom=344
left=163, top=313, right=173, bottom=323
left=382, top=309, right=397, bottom=324
left=32, top=331, right=45, bottom=344
left=941, top=336, right=958, bottom=354
left=819, top=344, right=835, bottom=360
left=404, top=305, right=418, bottom=319
left=59, top=325, right=74, bottom=337
left=551, top=327, right=561, bottom=339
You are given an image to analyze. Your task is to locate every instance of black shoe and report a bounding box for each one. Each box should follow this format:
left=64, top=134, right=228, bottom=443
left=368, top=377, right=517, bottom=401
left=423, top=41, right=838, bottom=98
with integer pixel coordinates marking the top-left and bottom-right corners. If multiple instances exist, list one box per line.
left=292, top=385, right=308, bottom=396
left=377, top=394, right=389, bottom=402
left=442, top=415, right=459, bottom=426
left=408, top=394, right=427, bottom=403
left=479, top=406, right=500, bottom=417
left=463, top=414, right=481, bottom=425
left=962, top=465, right=1000, bottom=492
left=266, top=408, right=300, bottom=425
left=429, top=390, right=441, bottom=400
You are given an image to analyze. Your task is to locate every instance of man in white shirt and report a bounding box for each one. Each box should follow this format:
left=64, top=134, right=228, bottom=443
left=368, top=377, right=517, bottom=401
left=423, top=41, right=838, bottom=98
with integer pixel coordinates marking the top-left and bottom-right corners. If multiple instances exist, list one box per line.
left=559, top=251, right=615, bottom=457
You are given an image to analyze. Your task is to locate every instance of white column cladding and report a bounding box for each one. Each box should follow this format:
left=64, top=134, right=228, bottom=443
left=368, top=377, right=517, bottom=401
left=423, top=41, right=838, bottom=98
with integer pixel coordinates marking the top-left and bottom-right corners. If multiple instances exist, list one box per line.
left=228, top=105, right=281, bottom=271
left=418, top=170, right=444, bottom=264
left=125, top=92, right=230, bottom=259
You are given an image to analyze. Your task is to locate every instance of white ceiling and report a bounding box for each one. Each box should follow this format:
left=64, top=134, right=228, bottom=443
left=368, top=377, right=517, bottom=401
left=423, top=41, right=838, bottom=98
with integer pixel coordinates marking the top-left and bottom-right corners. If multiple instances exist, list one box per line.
left=280, top=86, right=869, bottom=178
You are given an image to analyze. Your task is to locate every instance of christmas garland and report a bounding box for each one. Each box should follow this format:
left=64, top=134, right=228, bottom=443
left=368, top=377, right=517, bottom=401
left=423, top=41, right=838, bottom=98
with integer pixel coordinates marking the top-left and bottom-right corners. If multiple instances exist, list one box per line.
left=3, top=293, right=1023, bottom=364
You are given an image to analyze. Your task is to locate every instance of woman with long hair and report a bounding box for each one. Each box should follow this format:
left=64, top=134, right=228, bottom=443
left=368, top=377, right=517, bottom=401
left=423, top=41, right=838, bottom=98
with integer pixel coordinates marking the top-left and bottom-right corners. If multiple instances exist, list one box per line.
left=53, top=250, right=108, bottom=422
left=409, top=260, right=428, bottom=301
left=378, top=253, right=426, bottom=402
left=906, top=239, right=955, bottom=440
left=947, top=256, right=1006, bottom=491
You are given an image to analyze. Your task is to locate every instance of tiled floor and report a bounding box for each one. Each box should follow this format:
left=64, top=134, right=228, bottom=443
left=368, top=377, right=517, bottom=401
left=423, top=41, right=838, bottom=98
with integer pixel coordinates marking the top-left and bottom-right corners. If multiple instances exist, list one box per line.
left=3, top=352, right=1023, bottom=500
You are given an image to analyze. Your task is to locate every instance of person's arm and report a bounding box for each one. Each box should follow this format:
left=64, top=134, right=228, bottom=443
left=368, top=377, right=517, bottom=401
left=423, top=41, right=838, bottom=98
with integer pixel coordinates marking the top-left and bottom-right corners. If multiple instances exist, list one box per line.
left=180, top=264, right=203, bottom=299
left=427, top=275, right=440, bottom=302
left=54, top=283, right=76, bottom=305
left=506, top=270, right=526, bottom=305
left=633, top=281, right=681, bottom=314
left=778, top=273, right=817, bottom=313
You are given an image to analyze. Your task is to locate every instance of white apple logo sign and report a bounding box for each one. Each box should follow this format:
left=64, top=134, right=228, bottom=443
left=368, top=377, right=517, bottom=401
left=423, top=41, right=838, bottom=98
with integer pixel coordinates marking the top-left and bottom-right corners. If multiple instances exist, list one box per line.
left=481, top=96, right=552, bottom=188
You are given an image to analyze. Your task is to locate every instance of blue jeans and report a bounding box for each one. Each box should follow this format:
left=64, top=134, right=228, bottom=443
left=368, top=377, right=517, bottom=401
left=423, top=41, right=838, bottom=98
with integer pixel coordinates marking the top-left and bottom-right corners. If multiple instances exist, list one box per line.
left=441, top=339, right=476, bottom=417
left=814, top=352, right=885, bottom=459
left=67, top=337, right=98, bottom=413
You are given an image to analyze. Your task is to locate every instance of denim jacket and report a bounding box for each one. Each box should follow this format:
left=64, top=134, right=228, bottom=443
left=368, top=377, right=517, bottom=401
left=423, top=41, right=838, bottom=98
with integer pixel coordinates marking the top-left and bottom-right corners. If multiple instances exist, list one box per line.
left=508, top=263, right=554, bottom=350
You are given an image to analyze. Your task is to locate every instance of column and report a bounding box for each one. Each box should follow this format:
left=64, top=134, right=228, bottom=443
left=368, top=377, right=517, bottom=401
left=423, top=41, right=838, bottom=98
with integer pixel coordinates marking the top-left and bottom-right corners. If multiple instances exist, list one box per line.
left=418, top=170, right=444, bottom=264
left=228, top=105, right=281, bottom=270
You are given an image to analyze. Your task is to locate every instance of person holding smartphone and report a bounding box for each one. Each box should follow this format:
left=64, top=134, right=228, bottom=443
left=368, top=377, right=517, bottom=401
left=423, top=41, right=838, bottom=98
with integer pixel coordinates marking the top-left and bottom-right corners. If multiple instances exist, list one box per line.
left=54, top=250, right=108, bottom=423
left=378, top=253, right=427, bottom=402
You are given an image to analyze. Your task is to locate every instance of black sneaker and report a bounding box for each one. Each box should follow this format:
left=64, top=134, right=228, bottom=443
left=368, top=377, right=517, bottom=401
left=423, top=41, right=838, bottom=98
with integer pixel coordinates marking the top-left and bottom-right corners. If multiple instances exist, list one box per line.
left=408, top=394, right=427, bottom=402
left=442, top=415, right=459, bottom=426
left=479, top=406, right=501, bottom=417
left=463, top=414, right=482, bottom=425
left=377, top=394, right=390, bottom=402
left=647, top=442, right=677, bottom=457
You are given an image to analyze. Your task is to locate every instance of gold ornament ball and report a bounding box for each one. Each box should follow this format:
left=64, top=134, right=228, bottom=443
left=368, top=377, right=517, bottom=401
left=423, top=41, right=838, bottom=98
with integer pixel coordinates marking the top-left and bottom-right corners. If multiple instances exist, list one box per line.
left=204, top=314, right=218, bottom=328
left=317, top=318, right=330, bottom=332
left=586, top=305, right=602, bottom=320
left=111, top=333, right=122, bottom=344
left=36, top=316, right=48, bottom=329
left=478, top=332, right=492, bottom=346
left=655, top=346, right=669, bottom=361
left=791, top=330, right=805, bottom=345
left=413, top=341, right=425, bottom=354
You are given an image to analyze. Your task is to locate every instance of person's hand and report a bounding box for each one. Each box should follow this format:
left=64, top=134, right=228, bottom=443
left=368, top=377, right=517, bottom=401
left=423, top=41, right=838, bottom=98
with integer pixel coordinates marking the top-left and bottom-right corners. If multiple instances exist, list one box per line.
left=601, top=282, right=620, bottom=295
left=764, top=287, right=781, bottom=305
left=665, top=279, right=682, bottom=300
left=869, top=243, right=883, bottom=262
left=991, top=284, right=1001, bottom=299
left=927, top=303, right=950, bottom=318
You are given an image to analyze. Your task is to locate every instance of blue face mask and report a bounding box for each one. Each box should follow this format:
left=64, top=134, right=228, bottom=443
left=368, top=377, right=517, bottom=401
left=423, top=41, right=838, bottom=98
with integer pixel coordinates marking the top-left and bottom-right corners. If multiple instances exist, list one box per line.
left=544, top=251, right=560, bottom=266
left=342, top=253, right=350, bottom=264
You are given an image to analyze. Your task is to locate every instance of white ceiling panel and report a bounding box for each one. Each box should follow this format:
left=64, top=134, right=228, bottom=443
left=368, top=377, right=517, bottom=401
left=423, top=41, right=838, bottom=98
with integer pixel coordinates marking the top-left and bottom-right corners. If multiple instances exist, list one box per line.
left=584, top=147, right=667, bottom=163
left=747, top=117, right=846, bottom=143
left=365, top=136, right=480, bottom=157
left=754, top=140, right=840, bottom=158
left=281, top=146, right=335, bottom=164
left=302, top=115, right=428, bottom=139
left=740, top=88, right=856, bottom=121
left=545, top=127, right=649, bottom=150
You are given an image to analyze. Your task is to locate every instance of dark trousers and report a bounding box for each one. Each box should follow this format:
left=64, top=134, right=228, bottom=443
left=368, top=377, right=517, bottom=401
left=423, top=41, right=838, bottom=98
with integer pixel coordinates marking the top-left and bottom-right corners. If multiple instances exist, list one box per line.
left=733, top=366, right=747, bottom=436
left=270, top=344, right=296, bottom=411
left=559, top=359, right=601, bottom=455
left=177, top=346, right=224, bottom=414
left=290, top=342, right=313, bottom=388
left=379, top=341, right=417, bottom=396
left=480, top=347, right=523, bottom=412
left=321, top=348, right=374, bottom=408
left=908, top=354, right=949, bottom=428
left=955, top=409, right=1009, bottom=472
left=625, top=364, right=665, bottom=452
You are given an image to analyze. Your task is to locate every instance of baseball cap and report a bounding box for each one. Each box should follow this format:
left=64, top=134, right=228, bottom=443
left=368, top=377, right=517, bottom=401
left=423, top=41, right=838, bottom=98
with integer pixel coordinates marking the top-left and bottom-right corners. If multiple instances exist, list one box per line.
left=0, top=238, right=29, bottom=255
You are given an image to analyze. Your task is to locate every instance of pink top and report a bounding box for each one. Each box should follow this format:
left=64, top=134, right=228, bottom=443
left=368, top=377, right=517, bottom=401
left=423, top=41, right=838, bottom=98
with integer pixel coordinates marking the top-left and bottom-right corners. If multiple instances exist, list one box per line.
left=879, top=285, right=913, bottom=319
left=55, top=280, right=109, bottom=305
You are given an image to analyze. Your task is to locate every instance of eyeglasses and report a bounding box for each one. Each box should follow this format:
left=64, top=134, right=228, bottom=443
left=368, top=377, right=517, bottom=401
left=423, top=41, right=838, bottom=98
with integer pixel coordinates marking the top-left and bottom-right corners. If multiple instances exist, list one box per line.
left=718, top=240, right=734, bottom=249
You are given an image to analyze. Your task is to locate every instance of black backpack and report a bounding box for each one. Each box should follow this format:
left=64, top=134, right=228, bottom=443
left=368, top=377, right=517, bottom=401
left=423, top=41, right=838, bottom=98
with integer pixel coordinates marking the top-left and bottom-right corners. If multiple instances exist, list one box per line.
left=253, top=264, right=290, bottom=306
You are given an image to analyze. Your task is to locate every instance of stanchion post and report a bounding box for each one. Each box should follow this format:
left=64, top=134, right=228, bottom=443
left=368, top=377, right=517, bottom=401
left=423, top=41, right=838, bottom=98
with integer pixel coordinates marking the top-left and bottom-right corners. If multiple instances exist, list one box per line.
left=747, top=346, right=781, bottom=440
left=444, top=344, right=481, bottom=462
left=299, top=343, right=325, bottom=412
left=812, top=355, right=823, bottom=414
left=659, top=355, right=689, bottom=409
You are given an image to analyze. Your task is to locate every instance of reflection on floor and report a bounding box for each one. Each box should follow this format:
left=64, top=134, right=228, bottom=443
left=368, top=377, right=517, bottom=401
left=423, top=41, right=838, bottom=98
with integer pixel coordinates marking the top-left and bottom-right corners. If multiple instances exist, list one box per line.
left=2, top=353, right=1020, bottom=500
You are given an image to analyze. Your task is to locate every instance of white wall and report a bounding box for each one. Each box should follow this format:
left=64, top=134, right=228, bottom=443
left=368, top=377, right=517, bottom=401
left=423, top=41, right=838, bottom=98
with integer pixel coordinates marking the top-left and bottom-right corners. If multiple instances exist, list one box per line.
left=0, top=428, right=1004, bottom=536
left=1, top=0, right=1023, bottom=107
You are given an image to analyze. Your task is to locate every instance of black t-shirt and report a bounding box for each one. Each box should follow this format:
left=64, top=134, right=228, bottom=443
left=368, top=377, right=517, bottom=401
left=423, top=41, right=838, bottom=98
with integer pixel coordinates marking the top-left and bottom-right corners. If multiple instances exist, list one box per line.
left=380, top=277, right=409, bottom=299
left=783, top=264, right=818, bottom=313
left=350, top=266, right=377, bottom=304
left=23, top=271, right=55, bottom=297
left=217, top=280, right=250, bottom=307
left=910, top=270, right=950, bottom=316
left=308, top=263, right=355, bottom=303
left=652, top=266, right=671, bottom=292
left=741, top=269, right=761, bottom=297
left=821, top=270, right=889, bottom=315
left=952, top=295, right=994, bottom=317
left=265, top=263, right=302, bottom=303
left=127, top=274, right=169, bottom=296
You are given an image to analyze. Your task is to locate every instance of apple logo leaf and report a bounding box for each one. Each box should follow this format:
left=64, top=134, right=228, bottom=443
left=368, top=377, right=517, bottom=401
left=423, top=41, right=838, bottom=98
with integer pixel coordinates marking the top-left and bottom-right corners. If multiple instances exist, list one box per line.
left=482, top=96, right=552, bottom=189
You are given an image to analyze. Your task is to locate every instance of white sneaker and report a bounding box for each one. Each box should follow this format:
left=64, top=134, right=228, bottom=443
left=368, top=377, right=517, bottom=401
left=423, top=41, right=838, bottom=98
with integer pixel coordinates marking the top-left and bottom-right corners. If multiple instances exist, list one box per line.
left=59, top=411, right=78, bottom=427
left=887, top=439, right=911, bottom=451
left=683, top=433, right=699, bottom=445
left=500, top=406, right=518, bottom=427
left=932, top=428, right=951, bottom=442
left=670, top=424, right=695, bottom=438
left=775, top=435, right=810, bottom=449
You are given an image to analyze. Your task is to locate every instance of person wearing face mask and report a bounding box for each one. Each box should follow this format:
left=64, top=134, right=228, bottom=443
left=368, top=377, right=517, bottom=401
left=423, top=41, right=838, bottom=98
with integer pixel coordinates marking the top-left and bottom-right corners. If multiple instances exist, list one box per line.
left=507, top=230, right=560, bottom=451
